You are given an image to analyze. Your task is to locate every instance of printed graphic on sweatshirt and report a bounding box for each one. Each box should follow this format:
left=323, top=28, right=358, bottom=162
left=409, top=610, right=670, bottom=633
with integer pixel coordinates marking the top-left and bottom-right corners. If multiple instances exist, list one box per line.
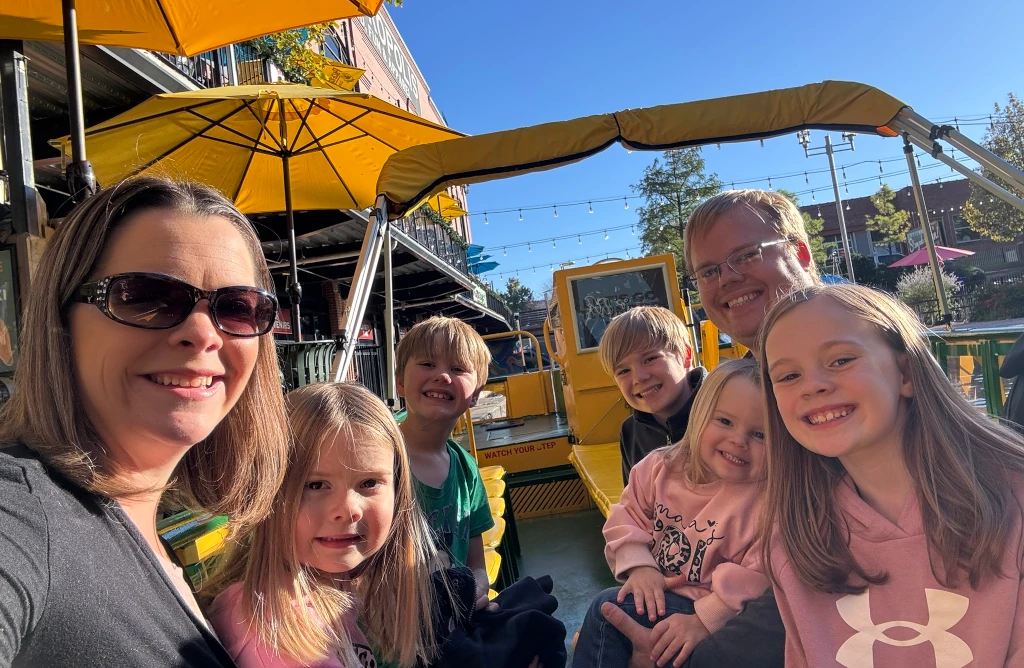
left=354, top=643, right=378, bottom=668
left=653, top=503, right=722, bottom=582
left=834, top=588, right=972, bottom=668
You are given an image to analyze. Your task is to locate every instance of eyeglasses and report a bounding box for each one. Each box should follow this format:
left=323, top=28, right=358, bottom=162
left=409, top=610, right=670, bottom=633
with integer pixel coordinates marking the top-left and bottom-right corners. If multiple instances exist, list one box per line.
left=685, top=239, right=793, bottom=286
left=72, top=272, right=278, bottom=337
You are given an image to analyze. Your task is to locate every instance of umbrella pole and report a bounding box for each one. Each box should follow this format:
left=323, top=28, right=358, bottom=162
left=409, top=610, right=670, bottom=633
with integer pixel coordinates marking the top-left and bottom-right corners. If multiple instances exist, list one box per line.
left=281, top=102, right=302, bottom=341
left=62, top=0, right=96, bottom=199
left=383, top=220, right=396, bottom=407
left=903, top=137, right=951, bottom=326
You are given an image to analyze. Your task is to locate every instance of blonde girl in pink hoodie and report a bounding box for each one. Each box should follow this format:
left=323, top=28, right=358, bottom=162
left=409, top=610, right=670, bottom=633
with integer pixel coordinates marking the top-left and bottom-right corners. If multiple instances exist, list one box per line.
left=759, top=284, right=1024, bottom=667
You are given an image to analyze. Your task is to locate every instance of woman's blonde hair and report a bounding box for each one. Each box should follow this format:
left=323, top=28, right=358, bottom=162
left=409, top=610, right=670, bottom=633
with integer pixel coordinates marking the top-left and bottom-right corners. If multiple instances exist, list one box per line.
left=757, top=284, right=1024, bottom=594
left=684, top=189, right=819, bottom=281
left=664, top=358, right=761, bottom=485
left=221, top=382, right=438, bottom=667
left=0, top=176, right=288, bottom=531
left=598, top=306, right=693, bottom=376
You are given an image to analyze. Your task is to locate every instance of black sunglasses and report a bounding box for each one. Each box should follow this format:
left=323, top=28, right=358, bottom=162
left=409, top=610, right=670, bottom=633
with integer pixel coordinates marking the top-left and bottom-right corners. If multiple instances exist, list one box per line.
left=72, top=272, right=278, bottom=337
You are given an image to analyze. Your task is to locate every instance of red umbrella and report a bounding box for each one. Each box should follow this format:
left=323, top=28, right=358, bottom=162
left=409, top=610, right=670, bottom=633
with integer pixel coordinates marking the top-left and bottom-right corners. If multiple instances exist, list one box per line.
left=889, top=245, right=975, bottom=267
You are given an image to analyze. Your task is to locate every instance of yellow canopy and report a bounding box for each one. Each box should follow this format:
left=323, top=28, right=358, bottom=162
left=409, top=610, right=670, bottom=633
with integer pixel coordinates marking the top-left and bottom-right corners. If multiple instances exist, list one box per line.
left=54, top=84, right=463, bottom=213
left=311, top=59, right=366, bottom=92
left=1, top=0, right=383, bottom=56
left=378, top=81, right=907, bottom=217
left=413, top=192, right=467, bottom=221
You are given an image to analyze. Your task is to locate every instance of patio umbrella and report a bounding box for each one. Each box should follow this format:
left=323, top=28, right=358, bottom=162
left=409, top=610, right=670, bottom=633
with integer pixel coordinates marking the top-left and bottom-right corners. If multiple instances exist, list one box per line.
left=889, top=246, right=974, bottom=267
left=2, top=0, right=384, bottom=196
left=414, top=192, right=468, bottom=221
left=55, top=83, right=462, bottom=340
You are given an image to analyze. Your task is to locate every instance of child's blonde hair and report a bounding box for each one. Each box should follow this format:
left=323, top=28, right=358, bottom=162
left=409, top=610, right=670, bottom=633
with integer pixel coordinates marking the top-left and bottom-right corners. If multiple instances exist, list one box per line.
left=757, top=284, right=1024, bottom=594
left=598, top=306, right=693, bottom=376
left=684, top=189, right=819, bottom=281
left=396, top=316, right=492, bottom=389
left=214, top=383, right=439, bottom=666
left=664, top=358, right=761, bottom=484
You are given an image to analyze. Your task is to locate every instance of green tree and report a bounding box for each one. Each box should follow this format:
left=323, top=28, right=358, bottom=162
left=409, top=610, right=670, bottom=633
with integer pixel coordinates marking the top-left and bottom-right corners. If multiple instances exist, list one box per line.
left=632, top=149, right=721, bottom=275
left=778, top=189, right=827, bottom=266
left=865, top=183, right=910, bottom=253
left=501, top=277, right=534, bottom=315
left=963, top=93, right=1024, bottom=242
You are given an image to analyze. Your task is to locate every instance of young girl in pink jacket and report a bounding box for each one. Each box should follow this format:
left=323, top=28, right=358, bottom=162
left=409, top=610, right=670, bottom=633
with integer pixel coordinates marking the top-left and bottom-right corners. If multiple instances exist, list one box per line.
left=573, top=358, right=770, bottom=668
left=759, top=284, right=1024, bottom=667
left=207, top=383, right=439, bottom=667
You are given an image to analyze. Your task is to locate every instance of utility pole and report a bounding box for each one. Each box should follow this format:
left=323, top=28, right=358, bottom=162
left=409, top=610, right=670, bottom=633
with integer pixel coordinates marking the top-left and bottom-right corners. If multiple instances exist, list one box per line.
left=798, top=130, right=857, bottom=283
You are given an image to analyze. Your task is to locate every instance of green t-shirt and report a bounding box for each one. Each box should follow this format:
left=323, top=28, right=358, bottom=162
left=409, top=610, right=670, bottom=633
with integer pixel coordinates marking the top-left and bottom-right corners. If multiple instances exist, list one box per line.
left=413, top=439, right=495, bottom=567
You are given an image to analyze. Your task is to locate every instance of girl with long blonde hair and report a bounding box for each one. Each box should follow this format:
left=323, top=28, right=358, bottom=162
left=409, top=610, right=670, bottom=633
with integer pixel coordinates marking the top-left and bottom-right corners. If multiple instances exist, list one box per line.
left=758, top=284, right=1024, bottom=667
left=574, top=358, right=771, bottom=668
left=208, top=382, right=439, bottom=667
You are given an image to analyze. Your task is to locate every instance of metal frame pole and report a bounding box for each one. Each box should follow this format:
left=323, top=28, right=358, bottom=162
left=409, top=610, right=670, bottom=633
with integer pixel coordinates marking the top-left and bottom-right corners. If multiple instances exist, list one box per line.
left=903, top=137, right=950, bottom=324
left=280, top=101, right=302, bottom=341
left=61, top=0, right=96, bottom=198
left=825, top=135, right=856, bottom=283
left=332, top=197, right=388, bottom=381
left=0, top=41, right=41, bottom=236
left=383, top=222, right=396, bottom=406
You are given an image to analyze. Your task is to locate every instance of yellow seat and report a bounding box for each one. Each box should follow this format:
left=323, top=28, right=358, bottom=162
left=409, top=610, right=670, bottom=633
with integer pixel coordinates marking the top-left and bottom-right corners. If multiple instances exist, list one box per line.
left=569, top=442, right=625, bottom=518
left=484, top=547, right=502, bottom=585
left=479, top=465, right=506, bottom=482
left=489, top=588, right=499, bottom=600
left=484, top=478, right=506, bottom=499
left=488, top=496, right=506, bottom=517
left=482, top=516, right=506, bottom=548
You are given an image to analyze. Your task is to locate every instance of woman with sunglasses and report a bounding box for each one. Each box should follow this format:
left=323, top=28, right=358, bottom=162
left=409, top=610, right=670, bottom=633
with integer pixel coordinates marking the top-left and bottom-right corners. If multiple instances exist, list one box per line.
left=0, top=177, right=289, bottom=667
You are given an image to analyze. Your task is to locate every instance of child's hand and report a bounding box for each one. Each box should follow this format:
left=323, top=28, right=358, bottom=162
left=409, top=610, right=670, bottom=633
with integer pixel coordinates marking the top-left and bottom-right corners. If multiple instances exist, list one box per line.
left=473, top=578, right=498, bottom=612
left=649, top=613, right=709, bottom=667
left=618, top=566, right=666, bottom=622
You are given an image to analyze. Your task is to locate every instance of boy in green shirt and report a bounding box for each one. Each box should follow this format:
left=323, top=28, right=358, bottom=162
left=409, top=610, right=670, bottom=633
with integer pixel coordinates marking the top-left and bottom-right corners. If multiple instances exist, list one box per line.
left=396, top=316, right=495, bottom=610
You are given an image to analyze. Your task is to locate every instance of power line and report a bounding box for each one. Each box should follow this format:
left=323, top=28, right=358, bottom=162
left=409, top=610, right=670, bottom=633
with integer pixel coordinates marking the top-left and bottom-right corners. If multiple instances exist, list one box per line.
left=486, top=245, right=644, bottom=279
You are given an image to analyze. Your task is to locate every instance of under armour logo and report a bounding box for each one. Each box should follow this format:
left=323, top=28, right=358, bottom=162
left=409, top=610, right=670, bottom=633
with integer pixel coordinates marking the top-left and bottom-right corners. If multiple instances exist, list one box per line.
left=835, top=588, right=973, bottom=668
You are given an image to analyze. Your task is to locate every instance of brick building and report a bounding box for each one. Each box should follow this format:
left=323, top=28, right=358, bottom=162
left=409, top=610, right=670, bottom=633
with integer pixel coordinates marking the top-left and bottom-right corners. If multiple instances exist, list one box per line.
left=799, top=178, right=1024, bottom=280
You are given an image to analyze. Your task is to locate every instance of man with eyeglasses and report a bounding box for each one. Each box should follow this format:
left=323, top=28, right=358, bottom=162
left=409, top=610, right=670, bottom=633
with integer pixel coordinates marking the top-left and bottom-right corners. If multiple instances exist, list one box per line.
left=602, top=189, right=818, bottom=668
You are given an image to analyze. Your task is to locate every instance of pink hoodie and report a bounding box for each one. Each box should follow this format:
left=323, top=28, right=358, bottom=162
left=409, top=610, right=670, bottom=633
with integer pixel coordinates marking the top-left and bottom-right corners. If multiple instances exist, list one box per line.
left=603, top=448, right=769, bottom=632
left=773, top=475, right=1024, bottom=667
left=207, top=582, right=377, bottom=668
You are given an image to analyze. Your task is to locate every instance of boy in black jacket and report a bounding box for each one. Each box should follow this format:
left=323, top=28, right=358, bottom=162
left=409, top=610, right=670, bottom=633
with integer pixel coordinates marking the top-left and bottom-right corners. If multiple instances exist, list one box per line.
left=597, top=306, right=706, bottom=485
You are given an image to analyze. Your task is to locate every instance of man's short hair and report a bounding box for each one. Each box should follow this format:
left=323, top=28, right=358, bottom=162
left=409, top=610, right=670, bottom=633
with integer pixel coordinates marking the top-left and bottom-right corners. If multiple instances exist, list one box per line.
left=598, top=306, right=693, bottom=375
left=684, top=189, right=819, bottom=279
left=395, top=316, right=492, bottom=389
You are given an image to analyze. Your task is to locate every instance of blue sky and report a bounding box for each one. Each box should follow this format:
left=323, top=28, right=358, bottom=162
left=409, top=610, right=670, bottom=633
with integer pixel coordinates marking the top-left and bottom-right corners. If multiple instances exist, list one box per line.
left=390, top=0, right=1024, bottom=295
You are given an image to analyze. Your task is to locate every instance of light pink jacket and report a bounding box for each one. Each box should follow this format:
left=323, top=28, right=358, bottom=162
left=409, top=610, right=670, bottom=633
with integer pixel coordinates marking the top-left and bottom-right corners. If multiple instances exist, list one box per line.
left=604, top=448, right=769, bottom=632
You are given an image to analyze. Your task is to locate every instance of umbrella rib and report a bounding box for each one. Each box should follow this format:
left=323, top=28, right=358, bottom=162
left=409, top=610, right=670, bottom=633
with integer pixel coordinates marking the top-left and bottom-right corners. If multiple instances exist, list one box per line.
left=241, top=100, right=285, bottom=153
left=294, top=133, right=367, bottom=155
left=306, top=133, right=359, bottom=207
left=287, top=98, right=319, bottom=154
left=290, top=103, right=368, bottom=154
left=114, top=104, right=256, bottom=181
left=155, top=0, right=184, bottom=53
left=85, top=99, right=225, bottom=137
left=183, top=106, right=276, bottom=152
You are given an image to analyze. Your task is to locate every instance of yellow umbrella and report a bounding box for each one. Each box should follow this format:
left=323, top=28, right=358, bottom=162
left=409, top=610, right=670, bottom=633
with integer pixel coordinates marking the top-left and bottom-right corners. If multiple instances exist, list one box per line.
left=56, top=83, right=462, bottom=339
left=2, top=0, right=385, bottom=195
left=311, top=59, right=366, bottom=92
left=414, top=192, right=467, bottom=221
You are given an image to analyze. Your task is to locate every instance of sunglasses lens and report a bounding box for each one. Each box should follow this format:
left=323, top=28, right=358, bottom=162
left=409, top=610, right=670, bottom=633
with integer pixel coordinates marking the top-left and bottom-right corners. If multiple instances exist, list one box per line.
left=106, top=275, right=192, bottom=328
left=214, top=289, right=277, bottom=336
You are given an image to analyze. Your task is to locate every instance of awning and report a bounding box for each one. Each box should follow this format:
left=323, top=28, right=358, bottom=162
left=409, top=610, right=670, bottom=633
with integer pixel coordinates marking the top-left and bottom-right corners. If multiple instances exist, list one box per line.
left=377, top=81, right=907, bottom=217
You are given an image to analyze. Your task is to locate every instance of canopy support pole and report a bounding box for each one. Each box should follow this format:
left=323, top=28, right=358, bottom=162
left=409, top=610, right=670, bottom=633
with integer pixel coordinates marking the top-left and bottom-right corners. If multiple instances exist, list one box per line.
left=383, top=221, right=397, bottom=407
left=903, top=137, right=950, bottom=326
left=824, top=135, right=856, bottom=283
left=62, top=0, right=96, bottom=200
left=281, top=101, right=302, bottom=341
left=332, top=197, right=388, bottom=382
left=900, top=125, right=1024, bottom=215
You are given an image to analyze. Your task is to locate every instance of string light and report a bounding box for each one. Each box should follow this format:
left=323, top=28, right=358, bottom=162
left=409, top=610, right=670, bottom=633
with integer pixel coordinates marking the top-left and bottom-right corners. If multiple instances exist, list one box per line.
left=528, top=243, right=532, bottom=252
left=631, top=226, right=635, bottom=236
left=518, top=209, right=523, bottom=221
left=878, top=160, right=883, bottom=174
left=811, top=190, right=816, bottom=202
left=553, top=206, right=558, bottom=218
left=604, top=230, right=609, bottom=240
left=842, top=166, right=847, bottom=179
left=578, top=235, right=582, bottom=244
left=552, top=239, right=557, bottom=248
left=588, top=202, right=594, bottom=214
left=804, top=172, right=809, bottom=184
left=503, top=247, right=507, bottom=256
left=768, top=177, right=773, bottom=191
left=623, top=197, right=629, bottom=210
left=484, top=213, right=489, bottom=225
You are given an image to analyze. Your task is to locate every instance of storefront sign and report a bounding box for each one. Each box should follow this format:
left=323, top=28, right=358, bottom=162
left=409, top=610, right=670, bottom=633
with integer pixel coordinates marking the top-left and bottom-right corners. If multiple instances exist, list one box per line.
left=358, top=13, right=421, bottom=115
left=272, top=308, right=292, bottom=335
left=358, top=322, right=375, bottom=341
